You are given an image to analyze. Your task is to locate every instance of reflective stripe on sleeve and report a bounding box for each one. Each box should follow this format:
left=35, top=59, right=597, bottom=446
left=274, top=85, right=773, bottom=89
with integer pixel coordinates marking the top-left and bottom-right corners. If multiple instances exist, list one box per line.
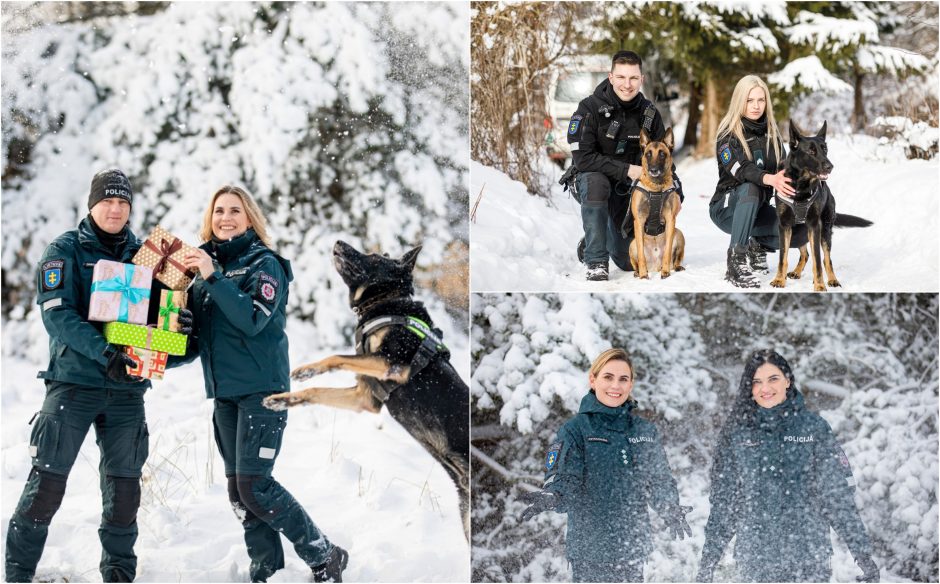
left=42, top=298, right=63, bottom=310
left=253, top=301, right=272, bottom=316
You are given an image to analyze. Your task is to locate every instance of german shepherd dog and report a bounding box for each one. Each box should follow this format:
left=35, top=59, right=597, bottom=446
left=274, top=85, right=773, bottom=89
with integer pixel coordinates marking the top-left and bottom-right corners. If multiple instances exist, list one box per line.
left=263, top=241, right=470, bottom=541
left=629, top=127, right=685, bottom=279
left=771, top=121, right=873, bottom=291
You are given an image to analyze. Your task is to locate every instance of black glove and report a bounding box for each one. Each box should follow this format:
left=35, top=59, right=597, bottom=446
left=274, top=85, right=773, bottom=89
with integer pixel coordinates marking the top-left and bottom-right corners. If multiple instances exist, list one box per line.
left=177, top=307, right=193, bottom=335
left=105, top=347, right=143, bottom=383
left=519, top=490, right=558, bottom=521
left=663, top=505, right=693, bottom=540
left=856, top=555, right=879, bottom=583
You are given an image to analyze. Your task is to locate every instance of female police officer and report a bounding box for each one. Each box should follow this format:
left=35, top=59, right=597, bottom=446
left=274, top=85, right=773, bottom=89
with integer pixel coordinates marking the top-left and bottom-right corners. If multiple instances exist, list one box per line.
left=697, top=349, right=880, bottom=583
left=521, top=348, right=692, bottom=582
left=180, top=186, right=347, bottom=583
left=709, top=75, right=806, bottom=289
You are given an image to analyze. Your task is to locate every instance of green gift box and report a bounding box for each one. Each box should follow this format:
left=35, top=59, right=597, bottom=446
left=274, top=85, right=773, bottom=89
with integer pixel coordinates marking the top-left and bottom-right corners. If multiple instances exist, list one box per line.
left=103, top=321, right=188, bottom=356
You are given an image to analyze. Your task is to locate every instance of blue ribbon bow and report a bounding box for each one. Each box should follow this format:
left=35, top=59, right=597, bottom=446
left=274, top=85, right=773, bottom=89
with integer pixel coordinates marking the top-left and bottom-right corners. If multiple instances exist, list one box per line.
left=91, top=264, right=150, bottom=322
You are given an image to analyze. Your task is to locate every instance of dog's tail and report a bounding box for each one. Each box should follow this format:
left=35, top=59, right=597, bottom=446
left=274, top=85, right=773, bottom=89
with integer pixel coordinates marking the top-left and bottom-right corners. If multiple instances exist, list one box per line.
left=833, top=213, right=873, bottom=228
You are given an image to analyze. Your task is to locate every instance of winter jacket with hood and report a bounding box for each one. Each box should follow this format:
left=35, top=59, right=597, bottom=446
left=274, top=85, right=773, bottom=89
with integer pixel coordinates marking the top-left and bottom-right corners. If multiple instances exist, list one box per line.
left=542, top=391, right=683, bottom=563
left=713, top=114, right=787, bottom=203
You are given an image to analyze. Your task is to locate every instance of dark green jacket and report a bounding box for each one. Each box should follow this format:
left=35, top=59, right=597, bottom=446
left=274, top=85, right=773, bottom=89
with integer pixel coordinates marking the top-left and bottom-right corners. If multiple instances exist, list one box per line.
left=182, top=229, right=292, bottom=399
left=543, top=392, right=682, bottom=563
left=35, top=217, right=150, bottom=391
left=701, top=389, right=872, bottom=571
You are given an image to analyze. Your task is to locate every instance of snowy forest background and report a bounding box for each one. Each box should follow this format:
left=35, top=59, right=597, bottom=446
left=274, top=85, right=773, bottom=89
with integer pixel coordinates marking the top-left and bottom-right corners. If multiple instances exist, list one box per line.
left=471, top=293, right=939, bottom=582
left=471, top=1, right=937, bottom=197
left=1, top=2, right=470, bottom=581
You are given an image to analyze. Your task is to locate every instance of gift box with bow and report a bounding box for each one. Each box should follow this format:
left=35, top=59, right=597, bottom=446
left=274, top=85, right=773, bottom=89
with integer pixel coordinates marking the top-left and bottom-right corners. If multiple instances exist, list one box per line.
left=88, top=260, right=152, bottom=324
left=124, top=346, right=169, bottom=380
left=103, top=321, right=188, bottom=356
left=132, top=225, right=197, bottom=290
left=156, top=289, right=188, bottom=332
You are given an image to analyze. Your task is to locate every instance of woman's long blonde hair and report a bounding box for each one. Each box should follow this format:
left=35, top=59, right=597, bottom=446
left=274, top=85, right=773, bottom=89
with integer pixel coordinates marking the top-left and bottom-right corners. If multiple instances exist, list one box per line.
left=199, top=185, right=273, bottom=248
left=716, top=75, right=782, bottom=165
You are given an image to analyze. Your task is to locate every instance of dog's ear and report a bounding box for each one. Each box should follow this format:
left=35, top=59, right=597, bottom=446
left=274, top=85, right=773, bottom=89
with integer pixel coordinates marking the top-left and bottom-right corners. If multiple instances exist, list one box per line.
left=663, top=127, right=674, bottom=151
left=817, top=120, right=827, bottom=140
left=399, top=245, right=422, bottom=270
left=789, top=121, right=803, bottom=149
left=639, top=128, right=650, bottom=150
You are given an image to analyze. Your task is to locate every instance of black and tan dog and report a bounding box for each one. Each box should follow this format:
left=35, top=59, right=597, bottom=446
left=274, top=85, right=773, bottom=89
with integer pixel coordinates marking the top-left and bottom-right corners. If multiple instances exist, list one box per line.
left=263, top=241, right=470, bottom=541
left=771, top=121, right=872, bottom=291
left=629, top=127, right=685, bottom=279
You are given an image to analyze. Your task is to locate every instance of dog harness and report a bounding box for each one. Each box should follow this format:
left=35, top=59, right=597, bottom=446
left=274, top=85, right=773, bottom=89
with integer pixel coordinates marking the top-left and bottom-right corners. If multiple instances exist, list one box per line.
left=632, top=184, right=679, bottom=236
left=775, top=182, right=821, bottom=225
left=355, top=315, right=450, bottom=402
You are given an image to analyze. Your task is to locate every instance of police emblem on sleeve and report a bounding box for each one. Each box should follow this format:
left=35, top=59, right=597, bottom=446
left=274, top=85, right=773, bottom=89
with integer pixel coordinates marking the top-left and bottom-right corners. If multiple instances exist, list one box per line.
left=257, top=271, right=278, bottom=303
left=545, top=441, right=562, bottom=470
left=568, top=115, right=582, bottom=135
left=720, top=144, right=732, bottom=165
left=41, top=260, right=65, bottom=291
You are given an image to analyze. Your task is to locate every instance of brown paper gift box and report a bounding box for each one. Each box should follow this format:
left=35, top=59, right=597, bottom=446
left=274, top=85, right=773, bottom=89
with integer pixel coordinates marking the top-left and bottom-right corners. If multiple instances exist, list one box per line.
left=132, top=225, right=197, bottom=290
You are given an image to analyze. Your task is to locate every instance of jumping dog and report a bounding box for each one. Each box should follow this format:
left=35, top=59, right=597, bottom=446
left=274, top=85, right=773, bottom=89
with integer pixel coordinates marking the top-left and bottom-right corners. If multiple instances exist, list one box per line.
left=629, top=127, right=685, bottom=279
left=771, top=121, right=872, bottom=291
left=263, top=241, right=471, bottom=541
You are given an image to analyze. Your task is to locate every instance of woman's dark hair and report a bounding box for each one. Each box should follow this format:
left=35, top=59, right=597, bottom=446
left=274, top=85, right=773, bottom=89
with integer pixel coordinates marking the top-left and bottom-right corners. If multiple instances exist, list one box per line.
left=729, top=349, right=798, bottom=421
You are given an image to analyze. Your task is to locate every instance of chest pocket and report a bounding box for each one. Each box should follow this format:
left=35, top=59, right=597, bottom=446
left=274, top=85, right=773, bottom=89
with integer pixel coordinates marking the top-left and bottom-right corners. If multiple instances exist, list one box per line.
left=584, top=437, right=613, bottom=480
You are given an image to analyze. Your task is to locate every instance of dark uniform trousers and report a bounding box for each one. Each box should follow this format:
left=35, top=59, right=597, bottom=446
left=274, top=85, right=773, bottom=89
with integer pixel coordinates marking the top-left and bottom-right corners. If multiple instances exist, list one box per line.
left=576, top=171, right=632, bottom=271
left=212, top=392, right=331, bottom=582
left=5, top=382, right=148, bottom=583
left=709, top=182, right=809, bottom=250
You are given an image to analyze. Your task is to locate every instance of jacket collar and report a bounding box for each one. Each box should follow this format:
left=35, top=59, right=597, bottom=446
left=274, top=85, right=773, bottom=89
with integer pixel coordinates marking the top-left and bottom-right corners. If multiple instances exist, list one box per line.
left=77, top=216, right=136, bottom=257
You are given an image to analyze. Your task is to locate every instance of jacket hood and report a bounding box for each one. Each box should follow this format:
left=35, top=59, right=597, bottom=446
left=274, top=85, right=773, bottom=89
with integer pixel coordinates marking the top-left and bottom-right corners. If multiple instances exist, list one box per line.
left=751, top=387, right=806, bottom=429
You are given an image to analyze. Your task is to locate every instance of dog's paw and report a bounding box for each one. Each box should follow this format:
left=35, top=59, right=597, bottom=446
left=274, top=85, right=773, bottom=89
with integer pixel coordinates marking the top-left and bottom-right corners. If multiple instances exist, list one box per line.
left=674, top=265, right=685, bottom=272
left=660, top=271, right=671, bottom=280
left=637, top=271, right=649, bottom=280
left=787, top=271, right=802, bottom=279
left=813, top=283, right=827, bottom=292
left=770, top=278, right=786, bottom=288
left=290, top=365, right=321, bottom=382
left=828, top=279, right=841, bottom=288
left=262, top=393, right=298, bottom=411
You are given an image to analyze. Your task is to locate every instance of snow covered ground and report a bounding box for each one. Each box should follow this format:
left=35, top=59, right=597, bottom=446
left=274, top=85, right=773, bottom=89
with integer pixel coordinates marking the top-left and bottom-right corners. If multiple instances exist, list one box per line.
left=1, top=315, right=469, bottom=582
left=470, top=135, right=940, bottom=292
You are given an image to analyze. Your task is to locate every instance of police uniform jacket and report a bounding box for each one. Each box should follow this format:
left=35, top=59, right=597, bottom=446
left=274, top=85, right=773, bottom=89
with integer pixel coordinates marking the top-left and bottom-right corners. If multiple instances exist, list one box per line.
left=184, top=229, right=292, bottom=399
left=712, top=115, right=786, bottom=203
left=36, top=217, right=150, bottom=391
left=701, top=389, right=872, bottom=571
left=543, top=392, right=682, bottom=563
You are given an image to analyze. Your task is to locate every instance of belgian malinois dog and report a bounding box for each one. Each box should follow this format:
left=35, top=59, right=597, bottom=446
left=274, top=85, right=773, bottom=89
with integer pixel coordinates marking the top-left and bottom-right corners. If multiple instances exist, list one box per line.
left=263, top=241, right=470, bottom=541
left=771, top=121, right=872, bottom=291
left=629, top=127, right=685, bottom=279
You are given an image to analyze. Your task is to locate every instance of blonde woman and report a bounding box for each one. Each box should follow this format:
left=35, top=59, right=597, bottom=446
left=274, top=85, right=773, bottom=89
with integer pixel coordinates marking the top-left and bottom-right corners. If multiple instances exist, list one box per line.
left=520, top=348, right=692, bottom=582
left=710, top=75, right=805, bottom=288
left=180, top=186, right=348, bottom=582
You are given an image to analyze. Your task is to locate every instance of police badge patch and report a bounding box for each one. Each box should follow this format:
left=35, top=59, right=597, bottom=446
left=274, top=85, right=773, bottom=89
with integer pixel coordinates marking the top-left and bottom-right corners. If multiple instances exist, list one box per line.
left=719, top=144, right=732, bottom=165
left=257, top=272, right=278, bottom=303
left=41, top=260, right=65, bottom=291
left=545, top=441, right=562, bottom=470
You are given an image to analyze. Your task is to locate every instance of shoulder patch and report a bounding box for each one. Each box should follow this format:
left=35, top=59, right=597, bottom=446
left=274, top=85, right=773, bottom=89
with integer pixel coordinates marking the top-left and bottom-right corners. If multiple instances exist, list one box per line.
left=41, top=260, right=65, bottom=291
left=256, top=271, right=279, bottom=303
left=545, top=441, right=562, bottom=471
left=719, top=143, right=733, bottom=165
left=568, top=115, right=583, bottom=135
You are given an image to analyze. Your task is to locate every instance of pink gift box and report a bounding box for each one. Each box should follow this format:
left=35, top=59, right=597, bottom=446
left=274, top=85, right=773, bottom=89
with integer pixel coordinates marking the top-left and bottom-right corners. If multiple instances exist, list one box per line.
left=88, top=260, right=152, bottom=324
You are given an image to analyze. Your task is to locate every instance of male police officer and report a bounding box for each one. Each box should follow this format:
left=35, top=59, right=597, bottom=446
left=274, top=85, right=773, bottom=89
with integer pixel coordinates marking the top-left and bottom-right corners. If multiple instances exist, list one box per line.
left=4, top=169, right=191, bottom=583
left=567, top=50, right=684, bottom=281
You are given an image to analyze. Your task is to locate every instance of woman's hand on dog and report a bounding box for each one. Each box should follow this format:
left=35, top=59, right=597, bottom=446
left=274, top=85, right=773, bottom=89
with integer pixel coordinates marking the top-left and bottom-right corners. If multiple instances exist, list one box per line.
left=627, top=164, right=642, bottom=181
left=763, top=169, right=795, bottom=196
left=182, top=249, right=216, bottom=280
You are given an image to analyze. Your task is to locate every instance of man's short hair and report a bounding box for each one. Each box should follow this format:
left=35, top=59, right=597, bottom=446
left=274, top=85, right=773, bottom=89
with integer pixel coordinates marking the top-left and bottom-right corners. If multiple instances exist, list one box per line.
left=611, top=50, right=643, bottom=73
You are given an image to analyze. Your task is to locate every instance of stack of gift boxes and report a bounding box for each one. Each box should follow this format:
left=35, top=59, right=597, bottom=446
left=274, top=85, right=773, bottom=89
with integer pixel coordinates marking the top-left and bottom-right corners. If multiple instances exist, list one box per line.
left=88, top=225, right=197, bottom=380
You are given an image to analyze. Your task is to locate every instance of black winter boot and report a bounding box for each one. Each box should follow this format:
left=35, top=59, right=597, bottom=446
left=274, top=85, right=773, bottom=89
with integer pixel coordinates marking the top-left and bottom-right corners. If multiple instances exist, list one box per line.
left=311, top=545, right=349, bottom=583
left=585, top=262, right=609, bottom=281
left=746, top=237, right=772, bottom=274
left=726, top=246, right=760, bottom=288
left=577, top=237, right=585, bottom=263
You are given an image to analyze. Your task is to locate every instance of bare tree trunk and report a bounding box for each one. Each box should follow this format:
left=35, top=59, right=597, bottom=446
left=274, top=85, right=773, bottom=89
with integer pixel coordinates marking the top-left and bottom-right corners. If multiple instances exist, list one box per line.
left=694, top=76, right=720, bottom=159
left=683, top=80, right=702, bottom=151
left=853, top=67, right=866, bottom=132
